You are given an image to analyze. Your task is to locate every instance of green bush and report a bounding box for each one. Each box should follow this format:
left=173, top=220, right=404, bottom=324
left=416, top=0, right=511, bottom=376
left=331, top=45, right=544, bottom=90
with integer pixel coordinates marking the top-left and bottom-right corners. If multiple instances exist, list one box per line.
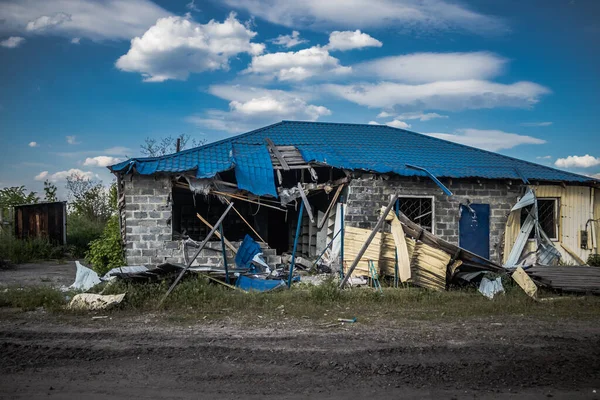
left=67, top=213, right=105, bottom=257
left=0, top=235, right=66, bottom=264
left=85, top=214, right=124, bottom=276
left=587, top=254, right=600, bottom=267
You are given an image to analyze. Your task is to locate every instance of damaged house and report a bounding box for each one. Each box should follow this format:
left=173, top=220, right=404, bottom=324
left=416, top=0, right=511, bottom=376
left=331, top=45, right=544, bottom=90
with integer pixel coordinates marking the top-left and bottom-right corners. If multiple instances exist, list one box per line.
left=108, top=121, right=600, bottom=284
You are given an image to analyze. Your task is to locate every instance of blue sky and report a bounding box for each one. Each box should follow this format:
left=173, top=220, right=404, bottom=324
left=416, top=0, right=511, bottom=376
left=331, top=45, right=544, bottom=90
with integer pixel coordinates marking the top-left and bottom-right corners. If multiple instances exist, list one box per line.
left=1, top=0, right=599, bottom=198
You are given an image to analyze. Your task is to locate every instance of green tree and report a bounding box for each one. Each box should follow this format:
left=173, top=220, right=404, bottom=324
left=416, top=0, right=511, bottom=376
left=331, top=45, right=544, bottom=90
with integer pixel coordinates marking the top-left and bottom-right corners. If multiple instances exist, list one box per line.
left=0, top=186, right=39, bottom=208
left=65, top=174, right=112, bottom=222
left=43, top=180, right=58, bottom=202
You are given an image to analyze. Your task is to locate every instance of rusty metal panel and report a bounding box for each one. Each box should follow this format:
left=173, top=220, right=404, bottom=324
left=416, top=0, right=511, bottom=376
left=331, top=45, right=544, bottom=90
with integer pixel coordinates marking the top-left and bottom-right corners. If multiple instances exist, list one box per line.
left=13, top=202, right=66, bottom=244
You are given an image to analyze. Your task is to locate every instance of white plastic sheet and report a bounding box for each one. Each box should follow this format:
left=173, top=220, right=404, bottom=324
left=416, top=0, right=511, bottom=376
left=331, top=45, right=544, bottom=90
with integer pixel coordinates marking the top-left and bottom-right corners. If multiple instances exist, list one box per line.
left=69, top=261, right=102, bottom=291
left=478, top=277, right=505, bottom=299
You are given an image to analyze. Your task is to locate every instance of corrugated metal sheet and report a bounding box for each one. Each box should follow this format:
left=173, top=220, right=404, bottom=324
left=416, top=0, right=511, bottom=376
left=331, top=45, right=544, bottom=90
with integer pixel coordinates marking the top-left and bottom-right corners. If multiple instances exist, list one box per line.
left=527, top=185, right=593, bottom=264
left=109, top=121, right=597, bottom=195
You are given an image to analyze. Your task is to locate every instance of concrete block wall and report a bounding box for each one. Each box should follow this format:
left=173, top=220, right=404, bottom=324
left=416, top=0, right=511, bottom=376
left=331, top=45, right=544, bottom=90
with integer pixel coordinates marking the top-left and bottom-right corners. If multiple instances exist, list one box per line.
left=122, top=174, right=280, bottom=267
left=345, top=174, right=522, bottom=262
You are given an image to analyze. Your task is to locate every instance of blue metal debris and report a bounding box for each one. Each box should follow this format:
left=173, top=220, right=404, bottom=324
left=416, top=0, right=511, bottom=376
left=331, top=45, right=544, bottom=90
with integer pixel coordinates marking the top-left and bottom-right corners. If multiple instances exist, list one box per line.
left=109, top=121, right=596, bottom=197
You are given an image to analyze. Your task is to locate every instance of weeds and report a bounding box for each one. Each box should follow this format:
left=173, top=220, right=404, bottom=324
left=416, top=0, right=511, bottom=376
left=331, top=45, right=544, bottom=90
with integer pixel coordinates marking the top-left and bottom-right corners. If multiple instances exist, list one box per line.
left=2, top=276, right=600, bottom=321
left=0, top=235, right=68, bottom=264
left=0, top=286, right=67, bottom=311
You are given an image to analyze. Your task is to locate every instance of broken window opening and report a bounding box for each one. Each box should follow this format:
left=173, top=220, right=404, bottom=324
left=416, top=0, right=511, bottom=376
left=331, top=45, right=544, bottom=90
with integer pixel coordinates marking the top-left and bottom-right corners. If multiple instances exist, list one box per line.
left=397, top=197, right=434, bottom=232
left=521, top=198, right=559, bottom=240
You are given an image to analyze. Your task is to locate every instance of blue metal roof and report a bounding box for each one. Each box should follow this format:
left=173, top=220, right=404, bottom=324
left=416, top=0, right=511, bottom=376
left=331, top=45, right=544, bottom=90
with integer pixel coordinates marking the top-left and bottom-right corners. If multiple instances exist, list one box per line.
left=110, top=121, right=597, bottom=196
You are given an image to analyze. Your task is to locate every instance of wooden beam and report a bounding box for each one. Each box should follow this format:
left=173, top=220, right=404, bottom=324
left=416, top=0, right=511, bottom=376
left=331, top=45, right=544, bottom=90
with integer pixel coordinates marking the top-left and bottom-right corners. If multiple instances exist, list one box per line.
left=222, top=198, right=267, bottom=244
left=339, top=194, right=398, bottom=288
left=196, top=213, right=237, bottom=254
left=297, top=182, right=315, bottom=224
left=159, top=202, right=234, bottom=306
left=265, top=138, right=290, bottom=171
left=560, top=243, right=587, bottom=265
left=317, top=184, right=344, bottom=229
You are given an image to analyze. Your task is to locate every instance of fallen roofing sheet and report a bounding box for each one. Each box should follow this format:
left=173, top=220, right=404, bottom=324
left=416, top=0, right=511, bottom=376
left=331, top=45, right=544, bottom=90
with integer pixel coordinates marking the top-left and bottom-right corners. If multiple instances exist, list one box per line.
left=109, top=121, right=597, bottom=197
left=526, top=266, right=600, bottom=294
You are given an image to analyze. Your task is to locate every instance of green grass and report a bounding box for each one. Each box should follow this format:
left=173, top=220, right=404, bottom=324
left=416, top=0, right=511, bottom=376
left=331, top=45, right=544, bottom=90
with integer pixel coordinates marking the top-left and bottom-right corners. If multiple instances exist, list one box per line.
left=2, top=276, right=600, bottom=322
left=0, top=235, right=68, bottom=264
left=0, top=286, right=67, bottom=311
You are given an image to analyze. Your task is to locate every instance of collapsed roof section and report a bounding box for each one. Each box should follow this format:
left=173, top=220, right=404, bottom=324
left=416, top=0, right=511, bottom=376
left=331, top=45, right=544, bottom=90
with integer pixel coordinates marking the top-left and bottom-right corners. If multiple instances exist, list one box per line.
left=109, top=121, right=597, bottom=197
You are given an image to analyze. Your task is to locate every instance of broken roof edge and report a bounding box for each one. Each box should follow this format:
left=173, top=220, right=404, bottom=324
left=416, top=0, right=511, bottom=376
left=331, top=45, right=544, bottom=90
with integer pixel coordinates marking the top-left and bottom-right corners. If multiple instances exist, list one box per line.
left=107, top=120, right=600, bottom=185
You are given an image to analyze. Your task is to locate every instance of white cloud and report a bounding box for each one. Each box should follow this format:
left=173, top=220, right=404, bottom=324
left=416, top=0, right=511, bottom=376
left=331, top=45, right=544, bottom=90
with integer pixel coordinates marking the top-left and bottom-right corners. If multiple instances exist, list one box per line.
left=83, top=156, right=124, bottom=167
left=591, top=173, right=600, bottom=180
left=71, top=37, right=80, bottom=44
left=28, top=141, right=38, bottom=147
left=367, top=119, right=410, bottom=129
left=66, top=135, right=79, bottom=145
left=376, top=111, right=394, bottom=118
left=34, top=171, right=48, bottom=181
left=555, top=155, right=600, bottom=169
left=424, top=128, right=546, bottom=151
left=325, top=30, right=382, bottom=51
left=26, top=12, right=71, bottom=32
left=386, top=119, right=411, bottom=129
left=221, top=0, right=507, bottom=34
left=35, top=168, right=95, bottom=182
left=187, top=85, right=331, bottom=133
left=536, top=155, right=552, bottom=160
left=186, top=0, right=201, bottom=12
left=397, top=112, right=448, bottom=121
left=270, top=30, right=308, bottom=48
left=323, top=80, right=550, bottom=110
left=245, top=45, right=351, bottom=81
left=521, top=121, right=553, bottom=127
left=355, top=52, right=507, bottom=83
left=0, top=0, right=169, bottom=41
left=116, top=13, right=265, bottom=82
left=1, top=36, right=25, bottom=48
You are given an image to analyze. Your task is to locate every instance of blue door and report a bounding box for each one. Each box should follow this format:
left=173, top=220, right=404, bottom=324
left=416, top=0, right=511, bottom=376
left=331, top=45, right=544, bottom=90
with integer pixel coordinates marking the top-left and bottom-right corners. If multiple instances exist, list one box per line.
left=459, top=204, right=490, bottom=259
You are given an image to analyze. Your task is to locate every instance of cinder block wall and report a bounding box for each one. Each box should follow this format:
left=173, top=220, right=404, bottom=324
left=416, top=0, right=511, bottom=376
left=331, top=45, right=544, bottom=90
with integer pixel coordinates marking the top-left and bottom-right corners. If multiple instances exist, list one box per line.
left=345, top=174, right=522, bottom=262
left=121, top=174, right=267, bottom=267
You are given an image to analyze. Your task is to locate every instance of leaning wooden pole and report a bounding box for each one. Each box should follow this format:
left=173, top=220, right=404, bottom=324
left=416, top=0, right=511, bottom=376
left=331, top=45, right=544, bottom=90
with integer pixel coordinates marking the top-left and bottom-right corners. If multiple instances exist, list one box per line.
left=159, top=202, right=234, bottom=306
left=339, top=194, right=398, bottom=288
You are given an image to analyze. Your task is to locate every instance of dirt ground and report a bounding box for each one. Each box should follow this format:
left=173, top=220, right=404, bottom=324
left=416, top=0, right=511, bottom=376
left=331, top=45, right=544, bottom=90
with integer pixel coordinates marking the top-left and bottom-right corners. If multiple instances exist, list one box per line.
left=1, top=263, right=600, bottom=399
left=0, top=260, right=76, bottom=288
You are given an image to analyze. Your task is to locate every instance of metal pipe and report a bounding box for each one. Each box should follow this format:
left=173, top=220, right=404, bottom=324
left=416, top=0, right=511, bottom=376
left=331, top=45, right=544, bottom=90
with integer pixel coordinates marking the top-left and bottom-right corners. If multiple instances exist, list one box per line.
left=160, top=202, right=234, bottom=305
left=287, top=201, right=305, bottom=288
left=340, top=197, right=345, bottom=279
left=405, top=164, right=453, bottom=196
left=220, top=224, right=230, bottom=284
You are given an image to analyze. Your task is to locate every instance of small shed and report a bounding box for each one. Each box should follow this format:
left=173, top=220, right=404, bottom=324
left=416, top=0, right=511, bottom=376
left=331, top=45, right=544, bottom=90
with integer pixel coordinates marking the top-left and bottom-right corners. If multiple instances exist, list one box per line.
left=14, top=202, right=67, bottom=244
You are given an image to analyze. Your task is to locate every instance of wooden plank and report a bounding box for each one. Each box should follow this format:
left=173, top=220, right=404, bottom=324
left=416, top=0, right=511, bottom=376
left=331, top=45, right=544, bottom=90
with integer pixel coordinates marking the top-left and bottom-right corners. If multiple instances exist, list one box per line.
left=317, top=184, right=344, bottom=229
left=196, top=213, right=237, bottom=254
left=221, top=198, right=267, bottom=244
left=560, top=243, right=587, bottom=265
left=273, top=165, right=312, bottom=170
left=265, top=138, right=290, bottom=170
left=297, top=183, right=315, bottom=224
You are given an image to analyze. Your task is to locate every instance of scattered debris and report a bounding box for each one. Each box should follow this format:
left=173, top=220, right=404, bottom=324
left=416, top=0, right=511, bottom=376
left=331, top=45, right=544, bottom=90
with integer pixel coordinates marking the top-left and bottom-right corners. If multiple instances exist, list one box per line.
left=512, top=266, right=538, bottom=299
left=478, top=276, right=505, bottom=299
left=525, top=265, right=600, bottom=294
left=69, top=261, right=101, bottom=291
left=68, top=293, right=125, bottom=310
left=337, top=317, right=357, bottom=323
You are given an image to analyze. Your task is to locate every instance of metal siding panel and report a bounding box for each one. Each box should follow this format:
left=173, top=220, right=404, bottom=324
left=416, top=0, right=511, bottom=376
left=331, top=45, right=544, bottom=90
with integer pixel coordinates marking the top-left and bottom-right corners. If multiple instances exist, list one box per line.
left=533, top=185, right=592, bottom=263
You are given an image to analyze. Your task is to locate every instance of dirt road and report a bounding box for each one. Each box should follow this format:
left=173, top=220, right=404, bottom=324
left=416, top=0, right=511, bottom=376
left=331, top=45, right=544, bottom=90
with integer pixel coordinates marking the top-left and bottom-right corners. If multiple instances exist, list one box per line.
left=1, top=311, right=599, bottom=399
